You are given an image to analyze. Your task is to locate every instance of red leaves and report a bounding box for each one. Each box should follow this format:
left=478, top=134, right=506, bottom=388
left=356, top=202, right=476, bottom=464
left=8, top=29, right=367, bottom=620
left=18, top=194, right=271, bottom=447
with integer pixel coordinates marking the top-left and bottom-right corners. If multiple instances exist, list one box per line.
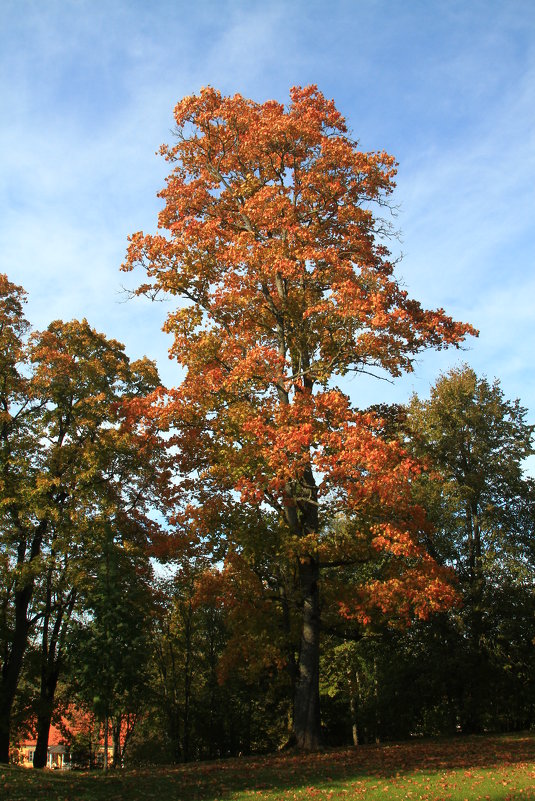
left=123, top=85, right=474, bottom=379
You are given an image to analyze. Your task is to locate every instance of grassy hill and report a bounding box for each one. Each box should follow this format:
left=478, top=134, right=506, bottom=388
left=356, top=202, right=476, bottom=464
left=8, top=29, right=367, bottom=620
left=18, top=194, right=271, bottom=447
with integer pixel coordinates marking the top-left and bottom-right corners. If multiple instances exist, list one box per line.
left=3, top=733, right=535, bottom=801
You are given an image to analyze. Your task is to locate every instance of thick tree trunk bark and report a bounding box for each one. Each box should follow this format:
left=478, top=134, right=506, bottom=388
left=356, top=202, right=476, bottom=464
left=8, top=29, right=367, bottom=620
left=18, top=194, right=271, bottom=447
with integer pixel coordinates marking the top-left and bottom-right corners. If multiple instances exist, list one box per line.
left=292, top=556, right=322, bottom=750
left=112, top=716, right=121, bottom=768
left=33, top=671, right=59, bottom=768
left=33, top=714, right=52, bottom=769
left=33, top=576, right=74, bottom=768
left=0, top=715, right=9, bottom=765
left=0, top=679, right=18, bottom=764
left=0, top=651, right=26, bottom=762
left=0, top=584, right=34, bottom=764
left=0, top=521, right=46, bottom=763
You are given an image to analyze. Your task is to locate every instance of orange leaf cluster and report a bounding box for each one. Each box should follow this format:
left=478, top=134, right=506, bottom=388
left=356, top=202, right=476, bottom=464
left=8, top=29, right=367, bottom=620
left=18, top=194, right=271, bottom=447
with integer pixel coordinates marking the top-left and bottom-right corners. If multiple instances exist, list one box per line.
left=122, top=86, right=476, bottom=632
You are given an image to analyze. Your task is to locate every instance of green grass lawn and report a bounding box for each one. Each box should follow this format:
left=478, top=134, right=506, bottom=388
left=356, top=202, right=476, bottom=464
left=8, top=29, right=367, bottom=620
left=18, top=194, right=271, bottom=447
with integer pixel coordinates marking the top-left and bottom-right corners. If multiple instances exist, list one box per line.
left=3, top=733, right=535, bottom=801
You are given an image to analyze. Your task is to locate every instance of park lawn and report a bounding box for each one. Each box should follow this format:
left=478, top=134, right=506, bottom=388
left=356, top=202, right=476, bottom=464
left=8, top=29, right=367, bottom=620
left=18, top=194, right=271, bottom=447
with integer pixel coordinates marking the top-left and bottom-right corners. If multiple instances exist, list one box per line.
left=3, top=733, right=535, bottom=801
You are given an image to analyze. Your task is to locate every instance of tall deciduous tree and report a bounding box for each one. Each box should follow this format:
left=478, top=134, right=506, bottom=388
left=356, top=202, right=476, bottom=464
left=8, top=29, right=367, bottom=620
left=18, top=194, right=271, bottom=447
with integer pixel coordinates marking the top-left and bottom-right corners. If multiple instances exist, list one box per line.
left=406, top=365, right=535, bottom=731
left=0, top=275, right=37, bottom=764
left=29, top=319, right=165, bottom=769
left=67, top=525, right=154, bottom=770
left=151, top=561, right=226, bottom=763
left=123, top=86, right=475, bottom=748
left=0, top=279, right=166, bottom=764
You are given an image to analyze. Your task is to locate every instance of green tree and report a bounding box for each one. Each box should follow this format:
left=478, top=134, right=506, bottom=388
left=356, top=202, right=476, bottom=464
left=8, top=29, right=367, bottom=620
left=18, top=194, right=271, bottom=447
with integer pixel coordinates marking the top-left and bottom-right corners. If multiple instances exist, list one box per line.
left=150, top=563, right=206, bottom=763
left=67, top=526, right=154, bottom=769
left=0, top=277, right=166, bottom=764
left=28, top=318, right=164, bottom=768
left=141, top=554, right=292, bottom=763
left=406, top=365, right=535, bottom=732
left=0, top=275, right=44, bottom=764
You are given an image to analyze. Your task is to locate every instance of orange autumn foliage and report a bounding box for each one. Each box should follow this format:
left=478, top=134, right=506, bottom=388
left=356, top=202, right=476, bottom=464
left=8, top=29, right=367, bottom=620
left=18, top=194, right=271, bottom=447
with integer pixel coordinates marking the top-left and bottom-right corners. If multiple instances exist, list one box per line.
left=123, top=86, right=476, bottom=745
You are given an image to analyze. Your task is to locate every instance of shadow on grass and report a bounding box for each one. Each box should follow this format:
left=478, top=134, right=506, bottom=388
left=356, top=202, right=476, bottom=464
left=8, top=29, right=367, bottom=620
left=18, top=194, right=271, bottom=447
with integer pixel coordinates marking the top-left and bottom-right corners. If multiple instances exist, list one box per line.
left=3, top=733, right=535, bottom=801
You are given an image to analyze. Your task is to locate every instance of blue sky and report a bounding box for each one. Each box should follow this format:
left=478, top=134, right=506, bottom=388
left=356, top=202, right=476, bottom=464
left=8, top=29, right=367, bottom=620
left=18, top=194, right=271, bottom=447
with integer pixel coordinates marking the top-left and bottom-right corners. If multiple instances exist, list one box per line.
left=1, top=1, right=534, bottom=438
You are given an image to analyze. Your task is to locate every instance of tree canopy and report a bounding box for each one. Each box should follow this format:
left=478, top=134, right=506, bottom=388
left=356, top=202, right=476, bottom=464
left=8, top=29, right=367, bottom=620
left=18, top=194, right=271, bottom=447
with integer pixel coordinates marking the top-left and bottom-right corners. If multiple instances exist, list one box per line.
left=123, top=85, right=476, bottom=748
left=406, top=365, right=535, bottom=732
left=0, top=274, right=167, bottom=764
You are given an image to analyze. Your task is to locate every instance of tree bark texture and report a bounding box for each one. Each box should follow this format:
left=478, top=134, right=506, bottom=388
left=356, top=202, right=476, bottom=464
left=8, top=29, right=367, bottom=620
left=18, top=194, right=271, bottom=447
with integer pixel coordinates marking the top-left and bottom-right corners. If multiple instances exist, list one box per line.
left=292, top=556, right=322, bottom=750
left=33, top=669, right=59, bottom=769
left=0, top=583, right=34, bottom=763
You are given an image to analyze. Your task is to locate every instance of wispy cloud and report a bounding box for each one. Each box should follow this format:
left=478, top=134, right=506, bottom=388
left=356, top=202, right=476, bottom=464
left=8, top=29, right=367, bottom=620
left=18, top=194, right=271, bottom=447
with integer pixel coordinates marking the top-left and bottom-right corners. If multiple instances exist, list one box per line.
left=0, top=0, right=533, bottom=417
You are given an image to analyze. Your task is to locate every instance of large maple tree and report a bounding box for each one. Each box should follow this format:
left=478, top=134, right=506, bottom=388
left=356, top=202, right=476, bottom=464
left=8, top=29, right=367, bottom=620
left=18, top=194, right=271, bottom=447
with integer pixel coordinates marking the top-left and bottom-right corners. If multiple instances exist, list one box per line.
left=123, top=86, right=476, bottom=748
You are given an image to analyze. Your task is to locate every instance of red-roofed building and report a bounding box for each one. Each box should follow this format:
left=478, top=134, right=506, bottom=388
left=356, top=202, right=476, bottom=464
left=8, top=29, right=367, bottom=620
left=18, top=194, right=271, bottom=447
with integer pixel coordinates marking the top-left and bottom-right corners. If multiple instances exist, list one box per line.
left=15, top=711, right=123, bottom=769
left=17, top=724, right=68, bottom=769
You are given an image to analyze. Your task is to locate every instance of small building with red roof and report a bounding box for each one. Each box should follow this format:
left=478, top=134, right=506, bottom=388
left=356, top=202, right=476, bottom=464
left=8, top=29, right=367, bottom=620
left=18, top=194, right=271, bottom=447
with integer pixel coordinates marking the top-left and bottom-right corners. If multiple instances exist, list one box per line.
left=17, top=724, right=68, bottom=769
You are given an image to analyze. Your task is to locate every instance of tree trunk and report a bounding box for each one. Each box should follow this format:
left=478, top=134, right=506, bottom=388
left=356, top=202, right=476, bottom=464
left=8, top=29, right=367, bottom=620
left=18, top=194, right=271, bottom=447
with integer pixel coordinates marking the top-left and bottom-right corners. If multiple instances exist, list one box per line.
left=347, top=665, right=359, bottom=746
left=0, top=714, right=9, bottom=765
left=0, top=650, right=26, bottom=763
left=183, top=600, right=192, bottom=762
left=373, top=656, right=381, bottom=743
left=103, top=715, right=109, bottom=771
left=0, top=521, right=47, bottom=763
left=34, top=569, right=66, bottom=769
left=112, top=716, right=122, bottom=768
left=0, top=678, right=18, bottom=764
left=0, top=583, right=34, bottom=763
left=292, top=556, right=322, bottom=750
left=33, top=712, right=52, bottom=770
left=33, top=669, right=59, bottom=768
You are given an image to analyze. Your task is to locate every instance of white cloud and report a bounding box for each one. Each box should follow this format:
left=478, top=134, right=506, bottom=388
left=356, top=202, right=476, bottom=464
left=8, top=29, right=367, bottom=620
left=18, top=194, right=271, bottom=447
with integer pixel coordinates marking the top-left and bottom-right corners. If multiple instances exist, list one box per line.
left=1, top=0, right=534, bottom=422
